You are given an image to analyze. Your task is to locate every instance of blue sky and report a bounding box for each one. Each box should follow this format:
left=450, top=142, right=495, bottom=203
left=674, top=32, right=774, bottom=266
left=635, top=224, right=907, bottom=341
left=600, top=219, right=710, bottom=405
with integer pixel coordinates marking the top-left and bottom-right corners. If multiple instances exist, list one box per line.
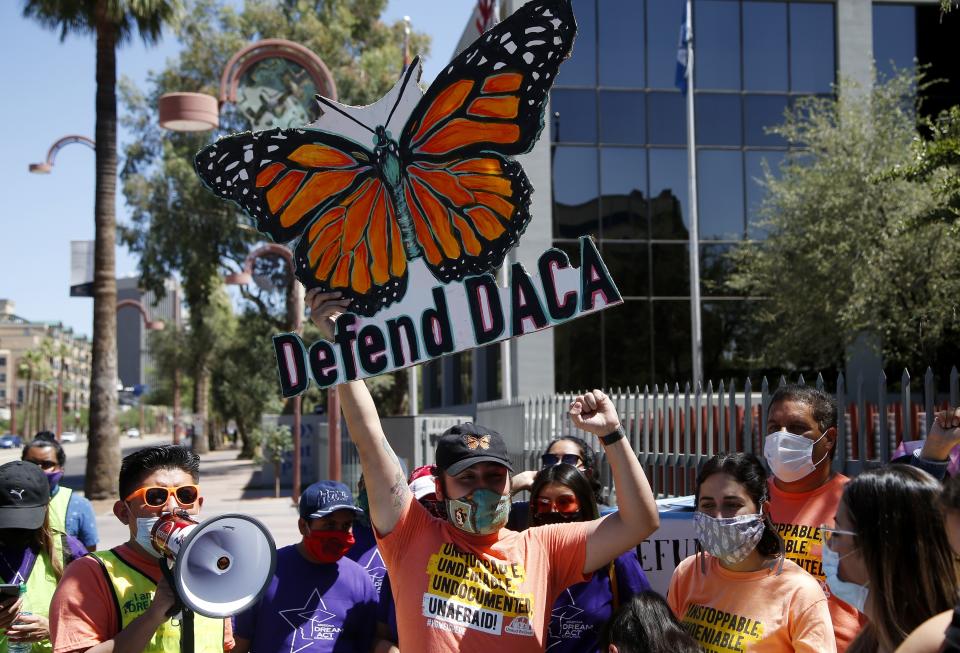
left=0, top=0, right=476, bottom=338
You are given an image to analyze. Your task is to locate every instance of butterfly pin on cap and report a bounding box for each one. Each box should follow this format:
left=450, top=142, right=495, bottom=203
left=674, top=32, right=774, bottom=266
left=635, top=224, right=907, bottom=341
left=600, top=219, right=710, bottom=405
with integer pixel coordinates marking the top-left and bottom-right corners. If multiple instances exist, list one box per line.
left=435, top=423, right=513, bottom=476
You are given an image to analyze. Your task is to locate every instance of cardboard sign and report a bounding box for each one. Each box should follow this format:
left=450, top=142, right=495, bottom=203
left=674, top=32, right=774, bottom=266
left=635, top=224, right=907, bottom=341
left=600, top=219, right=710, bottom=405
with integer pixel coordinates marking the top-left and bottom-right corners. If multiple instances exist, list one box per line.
left=193, top=1, right=622, bottom=392
left=274, top=236, right=621, bottom=395
left=640, top=508, right=698, bottom=596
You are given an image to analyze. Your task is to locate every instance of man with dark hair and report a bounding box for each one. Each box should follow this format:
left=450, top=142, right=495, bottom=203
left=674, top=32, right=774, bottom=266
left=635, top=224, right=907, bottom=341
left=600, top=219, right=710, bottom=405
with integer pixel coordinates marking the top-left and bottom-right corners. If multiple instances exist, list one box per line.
left=234, top=480, right=384, bottom=653
left=306, top=290, right=660, bottom=652
left=48, top=445, right=233, bottom=653
left=764, top=385, right=862, bottom=651
left=22, top=432, right=99, bottom=550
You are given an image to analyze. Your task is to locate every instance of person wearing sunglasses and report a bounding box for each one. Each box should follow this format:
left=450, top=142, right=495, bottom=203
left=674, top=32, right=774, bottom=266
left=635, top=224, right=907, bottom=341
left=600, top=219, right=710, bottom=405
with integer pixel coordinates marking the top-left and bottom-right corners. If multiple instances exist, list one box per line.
left=819, top=465, right=958, bottom=653
left=22, top=432, right=99, bottom=552
left=507, top=435, right=604, bottom=531
left=527, top=463, right=649, bottom=653
left=49, top=445, right=234, bottom=653
left=668, top=452, right=836, bottom=652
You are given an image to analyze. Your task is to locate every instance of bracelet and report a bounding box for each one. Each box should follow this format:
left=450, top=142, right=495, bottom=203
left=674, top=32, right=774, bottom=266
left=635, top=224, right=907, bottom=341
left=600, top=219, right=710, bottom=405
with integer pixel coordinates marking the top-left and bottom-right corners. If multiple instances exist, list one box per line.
left=600, top=426, right=625, bottom=446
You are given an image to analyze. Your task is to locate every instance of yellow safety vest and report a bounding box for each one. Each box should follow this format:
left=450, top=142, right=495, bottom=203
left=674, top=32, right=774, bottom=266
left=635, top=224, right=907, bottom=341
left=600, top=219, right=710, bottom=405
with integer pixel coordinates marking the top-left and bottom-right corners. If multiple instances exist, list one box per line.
left=91, top=550, right=224, bottom=653
left=0, top=537, right=63, bottom=653
left=46, top=487, right=71, bottom=537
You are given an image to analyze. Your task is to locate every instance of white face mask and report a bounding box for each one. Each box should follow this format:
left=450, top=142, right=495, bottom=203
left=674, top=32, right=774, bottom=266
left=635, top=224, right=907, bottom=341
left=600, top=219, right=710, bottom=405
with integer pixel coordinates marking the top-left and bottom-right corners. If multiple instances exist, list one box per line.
left=135, top=516, right=163, bottom=558
left=764, top=429, right=829, bottom=482
left=821, top=537, right=869, bottom=612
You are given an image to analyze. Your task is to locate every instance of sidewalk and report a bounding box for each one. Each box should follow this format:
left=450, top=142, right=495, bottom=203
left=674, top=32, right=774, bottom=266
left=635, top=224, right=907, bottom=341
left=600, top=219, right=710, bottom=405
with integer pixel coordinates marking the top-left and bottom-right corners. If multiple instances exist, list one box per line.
left=90, top=439, right=303, bottom=551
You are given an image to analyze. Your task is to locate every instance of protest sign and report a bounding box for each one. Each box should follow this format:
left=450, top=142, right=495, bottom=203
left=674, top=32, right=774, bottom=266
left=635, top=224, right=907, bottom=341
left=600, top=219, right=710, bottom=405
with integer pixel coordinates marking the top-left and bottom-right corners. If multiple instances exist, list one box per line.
left=194, top=0, right=621, bottom=393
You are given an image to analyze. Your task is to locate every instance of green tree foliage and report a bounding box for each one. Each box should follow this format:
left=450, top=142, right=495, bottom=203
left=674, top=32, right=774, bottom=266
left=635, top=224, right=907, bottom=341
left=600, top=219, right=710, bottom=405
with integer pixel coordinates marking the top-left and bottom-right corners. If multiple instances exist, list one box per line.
left=727, top=71, right=960, bottom=373
left=211, top=310, right=284, bottom=458
left=884, top=105, right=960, bottom=226
left=253, top=423, right=293, bottom=497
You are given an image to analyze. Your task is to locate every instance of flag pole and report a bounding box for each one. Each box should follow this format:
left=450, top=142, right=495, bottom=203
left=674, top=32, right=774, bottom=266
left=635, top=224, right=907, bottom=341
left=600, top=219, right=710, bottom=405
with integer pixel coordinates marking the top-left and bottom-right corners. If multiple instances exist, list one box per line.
left=684, top=0, right=704, bottom=389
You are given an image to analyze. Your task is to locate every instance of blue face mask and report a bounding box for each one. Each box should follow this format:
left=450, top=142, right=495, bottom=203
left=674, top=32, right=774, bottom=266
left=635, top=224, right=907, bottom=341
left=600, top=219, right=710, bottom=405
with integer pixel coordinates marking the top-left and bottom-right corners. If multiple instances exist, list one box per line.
left=821, top=538, right=869, bottom=612
left=445, top=488, right=510, bottom=535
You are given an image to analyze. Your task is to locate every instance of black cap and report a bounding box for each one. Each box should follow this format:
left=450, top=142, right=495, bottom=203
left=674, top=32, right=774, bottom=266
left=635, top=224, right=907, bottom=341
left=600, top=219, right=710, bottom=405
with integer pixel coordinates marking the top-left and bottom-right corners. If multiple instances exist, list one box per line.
left=435, top=423, right=513, bottom=476
left=0, top=461, right=50, bottom=530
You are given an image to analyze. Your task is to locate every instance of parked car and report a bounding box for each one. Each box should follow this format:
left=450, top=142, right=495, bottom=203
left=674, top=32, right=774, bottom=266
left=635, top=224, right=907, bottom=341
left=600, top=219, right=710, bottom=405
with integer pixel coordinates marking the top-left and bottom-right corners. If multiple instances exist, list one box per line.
left=125, top=428, right=141, bottom=439
left=60, top=431, right=78, bottom=443
left=0, top=434, right=23, bottom=449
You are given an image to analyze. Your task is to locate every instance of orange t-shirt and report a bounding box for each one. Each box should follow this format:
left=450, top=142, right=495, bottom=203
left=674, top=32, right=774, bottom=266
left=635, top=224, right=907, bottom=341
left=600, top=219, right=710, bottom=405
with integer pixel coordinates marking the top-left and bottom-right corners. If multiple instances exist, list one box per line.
left=49, top=543, right=234, bottom=653
left=768, top=474, right=866, bottom=652
left=375, top=497, right=592, bottom=652
left=668, top=553, right=836, bottom=653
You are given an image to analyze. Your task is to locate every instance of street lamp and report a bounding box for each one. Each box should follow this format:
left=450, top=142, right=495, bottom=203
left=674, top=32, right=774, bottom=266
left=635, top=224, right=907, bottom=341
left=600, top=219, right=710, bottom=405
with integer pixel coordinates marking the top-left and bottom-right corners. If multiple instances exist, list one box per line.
left=158, top=39, right=337, bottom=133
left=115, top=300, right=165, bottom=440
left=28, top=135, right=95, bottom=174
left=225, top=244, right=320, bottom=502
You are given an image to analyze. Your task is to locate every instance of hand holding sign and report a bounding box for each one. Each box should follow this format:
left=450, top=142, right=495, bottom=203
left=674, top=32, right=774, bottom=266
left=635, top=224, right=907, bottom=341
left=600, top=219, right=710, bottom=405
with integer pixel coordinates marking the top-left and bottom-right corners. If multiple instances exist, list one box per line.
left=569, top=390, right=621, bottom=437
left=305, top=289, right=352, bottom=341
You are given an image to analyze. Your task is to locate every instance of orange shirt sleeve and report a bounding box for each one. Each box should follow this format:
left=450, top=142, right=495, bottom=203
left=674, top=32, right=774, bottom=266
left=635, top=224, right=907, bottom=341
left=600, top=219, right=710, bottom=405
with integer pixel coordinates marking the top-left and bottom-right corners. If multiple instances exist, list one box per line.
left=666, top=555, right=689, bottom=619
left=50, top=556, right=118, bottom=653
left=529, top=521, right=592, bottom=592
left=790, top=590, right=837, bottom=653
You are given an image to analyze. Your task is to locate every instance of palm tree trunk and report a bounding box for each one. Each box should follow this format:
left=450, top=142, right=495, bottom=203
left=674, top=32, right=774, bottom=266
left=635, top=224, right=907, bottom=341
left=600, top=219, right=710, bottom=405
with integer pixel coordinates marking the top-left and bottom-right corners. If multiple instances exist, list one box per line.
left=85, top=19, right=121, bottom=499
left=22, top=373, right=32, bottom=437
left=192, top=363, right=210, bottom=454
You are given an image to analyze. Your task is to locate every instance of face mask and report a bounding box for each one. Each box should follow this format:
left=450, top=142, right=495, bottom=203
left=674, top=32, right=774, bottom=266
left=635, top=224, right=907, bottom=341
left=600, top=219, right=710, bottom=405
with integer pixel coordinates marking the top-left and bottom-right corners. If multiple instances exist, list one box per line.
left=694, top=511, right=765, bottom=564
left=530, top=510, right=582, bottom=527
left=446, top=488, right=510, bottom=535
left=764, top=430, right=829, bottom=483
left=135, top=516, right=163, bottom=558
left=304, top=530, right=355, bottom=563
left=45, top=470, right=64, bottom=493
left=420, top=499, right=447, bottom=520
left=821, top=538, right=869, bottom=612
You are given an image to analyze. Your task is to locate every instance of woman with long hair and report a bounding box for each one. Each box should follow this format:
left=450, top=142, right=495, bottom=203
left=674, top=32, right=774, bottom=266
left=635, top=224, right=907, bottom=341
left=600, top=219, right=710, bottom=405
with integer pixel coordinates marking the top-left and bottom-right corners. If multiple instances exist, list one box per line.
left=527, top=463, right=650, bottom=652
left=823, top=465, right=959, bottom=653
left=508, top=435, right=606, bottom=530
left=0, top=461, right=86, bottom=651
left=668, top=452, right=835, bottom=652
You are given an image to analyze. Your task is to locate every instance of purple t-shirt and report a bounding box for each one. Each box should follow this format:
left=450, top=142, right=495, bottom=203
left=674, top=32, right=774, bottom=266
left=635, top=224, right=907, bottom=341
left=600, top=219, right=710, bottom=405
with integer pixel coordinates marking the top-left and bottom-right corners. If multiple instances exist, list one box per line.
left=546, top=550, right=651, bottom=653
left=234, top=544, right=377, bottom=653
left=346, top=522, right=387, bottom=598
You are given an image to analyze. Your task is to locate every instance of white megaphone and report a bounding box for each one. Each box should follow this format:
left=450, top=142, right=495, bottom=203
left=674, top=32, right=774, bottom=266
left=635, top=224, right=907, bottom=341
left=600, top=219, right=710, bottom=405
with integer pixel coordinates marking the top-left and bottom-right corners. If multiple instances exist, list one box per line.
left=150, top=511, right=277, bottom=618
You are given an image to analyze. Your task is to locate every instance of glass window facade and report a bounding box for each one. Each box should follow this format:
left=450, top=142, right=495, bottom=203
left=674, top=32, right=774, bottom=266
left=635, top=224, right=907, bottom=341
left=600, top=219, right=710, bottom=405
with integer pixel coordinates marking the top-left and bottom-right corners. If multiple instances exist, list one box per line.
left=550, top=0, right=835, bottom=389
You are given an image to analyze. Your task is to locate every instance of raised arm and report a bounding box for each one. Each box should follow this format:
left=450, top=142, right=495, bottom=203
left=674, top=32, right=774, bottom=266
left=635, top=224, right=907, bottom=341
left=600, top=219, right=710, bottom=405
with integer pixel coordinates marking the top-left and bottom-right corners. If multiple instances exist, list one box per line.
left=570, top=390, right=659, bottom=575
left=306, top=290, right=410, bottom=536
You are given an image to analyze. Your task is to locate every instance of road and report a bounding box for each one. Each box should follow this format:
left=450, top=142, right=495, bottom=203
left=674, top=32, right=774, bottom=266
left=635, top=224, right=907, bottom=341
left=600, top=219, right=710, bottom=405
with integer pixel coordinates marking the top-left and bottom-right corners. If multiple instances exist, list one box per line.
left=0, top=434, right=303, bottom=550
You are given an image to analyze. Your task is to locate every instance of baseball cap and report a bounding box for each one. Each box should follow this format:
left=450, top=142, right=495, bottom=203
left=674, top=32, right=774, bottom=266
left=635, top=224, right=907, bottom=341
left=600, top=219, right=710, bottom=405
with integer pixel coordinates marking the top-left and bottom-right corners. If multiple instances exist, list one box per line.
left=409, top=476, right=437, bottom=500
left=299, top=480, right=364, bottom=520
left=0, top=461, right=51, bottom=530
left=435, top=423, right=513, bottom=477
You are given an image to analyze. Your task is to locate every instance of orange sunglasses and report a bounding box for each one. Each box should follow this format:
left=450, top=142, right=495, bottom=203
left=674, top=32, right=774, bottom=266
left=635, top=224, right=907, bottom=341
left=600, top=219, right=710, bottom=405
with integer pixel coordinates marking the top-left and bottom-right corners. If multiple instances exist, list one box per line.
left=124, top=484, right=200, bottom=507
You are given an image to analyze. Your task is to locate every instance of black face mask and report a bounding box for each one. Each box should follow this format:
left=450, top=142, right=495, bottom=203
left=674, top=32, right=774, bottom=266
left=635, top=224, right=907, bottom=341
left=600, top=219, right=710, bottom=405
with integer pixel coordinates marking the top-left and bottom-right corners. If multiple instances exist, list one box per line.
left=0, top=529, right=35, bottom=549
left=530, top=511, right=582, bottom=527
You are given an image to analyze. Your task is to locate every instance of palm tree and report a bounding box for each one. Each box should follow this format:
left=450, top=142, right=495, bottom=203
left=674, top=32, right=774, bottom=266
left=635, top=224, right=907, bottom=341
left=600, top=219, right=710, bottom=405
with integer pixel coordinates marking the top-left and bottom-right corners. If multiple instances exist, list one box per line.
left=22, top=0, right=180, bottom=499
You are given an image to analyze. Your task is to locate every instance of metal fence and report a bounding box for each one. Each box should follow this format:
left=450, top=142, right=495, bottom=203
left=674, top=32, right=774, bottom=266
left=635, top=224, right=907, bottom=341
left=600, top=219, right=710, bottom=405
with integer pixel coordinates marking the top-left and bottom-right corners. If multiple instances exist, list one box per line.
left=476, top=367, right=960, bottom=501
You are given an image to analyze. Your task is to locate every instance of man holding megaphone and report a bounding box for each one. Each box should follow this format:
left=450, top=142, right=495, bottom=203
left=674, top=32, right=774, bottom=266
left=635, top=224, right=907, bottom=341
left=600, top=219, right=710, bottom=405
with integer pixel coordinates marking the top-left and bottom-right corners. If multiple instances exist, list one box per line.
left=48, top=445, right=234, bottom=653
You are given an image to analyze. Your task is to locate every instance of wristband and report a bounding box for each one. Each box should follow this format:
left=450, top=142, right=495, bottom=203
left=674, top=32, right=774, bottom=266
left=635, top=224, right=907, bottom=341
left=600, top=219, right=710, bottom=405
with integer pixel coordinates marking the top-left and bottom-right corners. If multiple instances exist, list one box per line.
left=600, top=426, right=625, bottom=446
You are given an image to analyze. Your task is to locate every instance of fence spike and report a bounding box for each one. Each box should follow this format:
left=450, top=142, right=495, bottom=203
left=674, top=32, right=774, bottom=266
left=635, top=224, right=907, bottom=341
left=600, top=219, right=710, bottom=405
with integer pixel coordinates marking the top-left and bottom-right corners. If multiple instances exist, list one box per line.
left=816, top=372, right=825, bottom=391
left=951, top=367, right=959, bottom=408
left=925, top=367, right=936, bottom=434
left=797, top=373, right=806, bottom=386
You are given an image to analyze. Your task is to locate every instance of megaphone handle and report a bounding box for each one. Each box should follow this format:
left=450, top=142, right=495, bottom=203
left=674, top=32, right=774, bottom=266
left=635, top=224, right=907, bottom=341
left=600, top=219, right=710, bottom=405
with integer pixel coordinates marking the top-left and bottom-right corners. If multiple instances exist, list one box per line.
left=158, top=560, right=195, bottom=653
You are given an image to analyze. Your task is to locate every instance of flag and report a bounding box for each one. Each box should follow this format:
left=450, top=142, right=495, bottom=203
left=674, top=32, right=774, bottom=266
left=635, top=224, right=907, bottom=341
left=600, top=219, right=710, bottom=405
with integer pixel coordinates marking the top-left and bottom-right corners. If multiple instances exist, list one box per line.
left=675, top=2, right=691, bottom=94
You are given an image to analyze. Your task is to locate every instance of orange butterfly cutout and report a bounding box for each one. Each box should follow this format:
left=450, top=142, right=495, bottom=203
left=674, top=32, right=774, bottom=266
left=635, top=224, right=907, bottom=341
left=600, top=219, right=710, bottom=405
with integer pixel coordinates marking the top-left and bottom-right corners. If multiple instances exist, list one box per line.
left=196, top=0, right=576, bottom=317
left=463, top=435, right=491, bottom=451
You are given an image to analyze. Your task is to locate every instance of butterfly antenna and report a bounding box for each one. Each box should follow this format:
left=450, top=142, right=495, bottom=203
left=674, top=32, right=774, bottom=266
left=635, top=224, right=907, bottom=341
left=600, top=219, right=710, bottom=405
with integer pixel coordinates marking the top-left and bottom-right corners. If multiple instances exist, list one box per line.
left=314, top=95, right=376, bottom=135
left=385, top=55, right=422, bottom=130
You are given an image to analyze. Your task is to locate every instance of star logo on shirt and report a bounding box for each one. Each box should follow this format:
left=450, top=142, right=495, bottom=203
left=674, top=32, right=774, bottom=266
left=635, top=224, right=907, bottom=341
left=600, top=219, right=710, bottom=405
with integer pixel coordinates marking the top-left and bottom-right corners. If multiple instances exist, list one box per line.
left=363, top=549, right=386, bottom=578
left=547, top=589, right=586, bottom=649
left=278, top=588, right=341, bottom=652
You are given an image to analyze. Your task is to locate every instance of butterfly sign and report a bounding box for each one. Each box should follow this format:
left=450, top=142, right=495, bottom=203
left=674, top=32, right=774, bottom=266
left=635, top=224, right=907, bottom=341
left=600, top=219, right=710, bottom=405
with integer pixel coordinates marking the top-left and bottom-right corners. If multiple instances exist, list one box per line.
left=196, top=0, right=625, bottom=395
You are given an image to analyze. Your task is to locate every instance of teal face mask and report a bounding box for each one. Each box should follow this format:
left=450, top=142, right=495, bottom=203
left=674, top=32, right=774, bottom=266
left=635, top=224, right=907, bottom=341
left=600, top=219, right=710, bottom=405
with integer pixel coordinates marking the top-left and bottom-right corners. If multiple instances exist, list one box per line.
left=446, top=488, right=510, bottom=535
